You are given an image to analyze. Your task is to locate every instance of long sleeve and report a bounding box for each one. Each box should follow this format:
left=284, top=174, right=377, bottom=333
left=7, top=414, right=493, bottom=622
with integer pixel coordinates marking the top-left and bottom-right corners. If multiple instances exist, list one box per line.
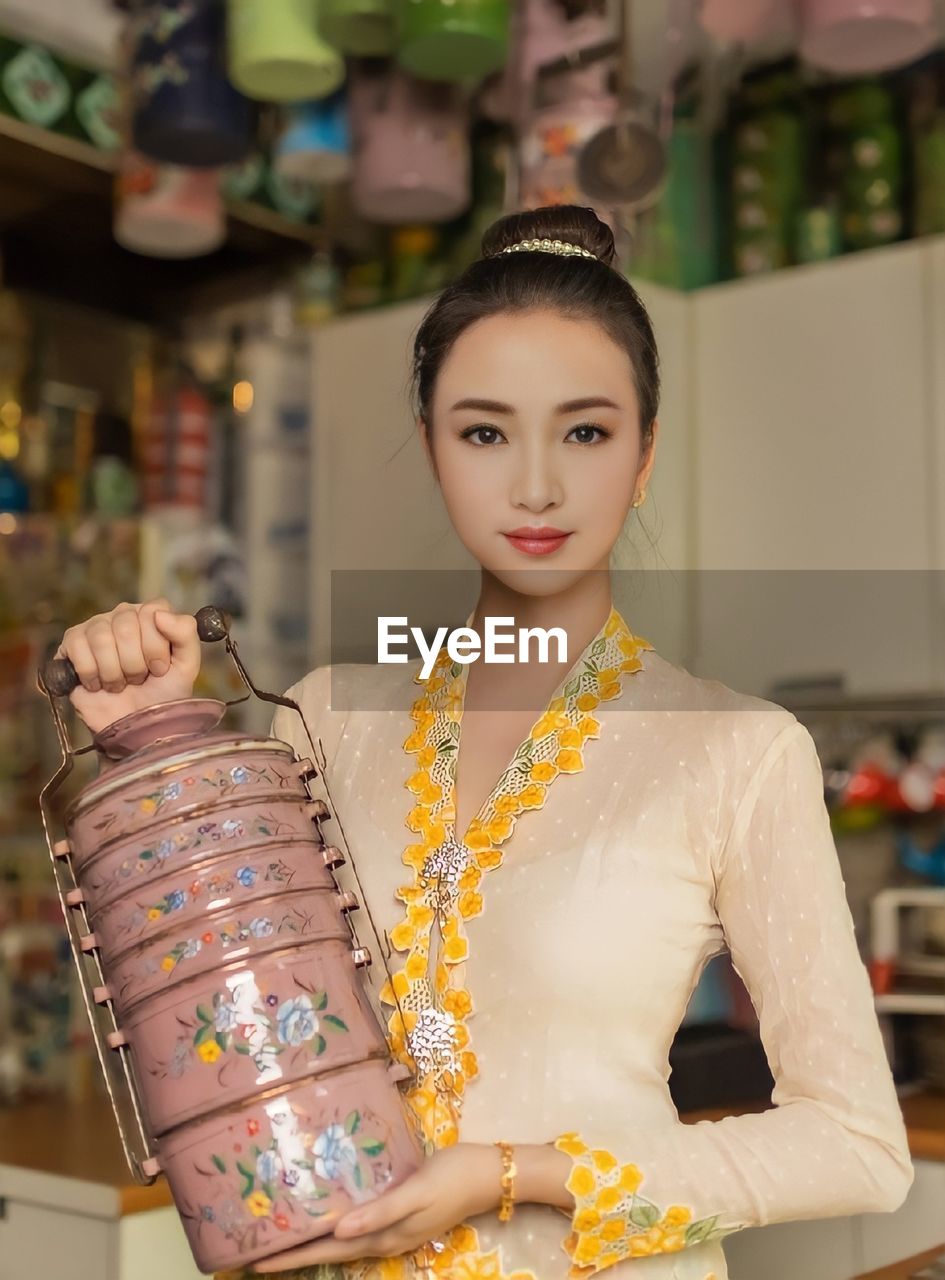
left=553, top=720, right=915, bottom=1277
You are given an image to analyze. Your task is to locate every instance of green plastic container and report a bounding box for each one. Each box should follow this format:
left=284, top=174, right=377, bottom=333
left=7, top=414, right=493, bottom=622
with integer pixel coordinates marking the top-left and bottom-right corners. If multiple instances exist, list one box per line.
left=396, top=0, right=508, bottom=83
left=227, top=0, right=345, bottom=102
left=319, top=0, right=396, bottom=56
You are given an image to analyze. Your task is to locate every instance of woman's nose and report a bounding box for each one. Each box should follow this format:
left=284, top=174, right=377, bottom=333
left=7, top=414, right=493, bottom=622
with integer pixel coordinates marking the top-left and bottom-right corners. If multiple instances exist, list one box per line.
left=509, top=441, right=564, bottom=510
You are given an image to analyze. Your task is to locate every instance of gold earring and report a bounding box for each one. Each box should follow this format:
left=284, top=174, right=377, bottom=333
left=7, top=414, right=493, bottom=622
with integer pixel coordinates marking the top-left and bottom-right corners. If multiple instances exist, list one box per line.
left=632, top=487, right=647, bottom=508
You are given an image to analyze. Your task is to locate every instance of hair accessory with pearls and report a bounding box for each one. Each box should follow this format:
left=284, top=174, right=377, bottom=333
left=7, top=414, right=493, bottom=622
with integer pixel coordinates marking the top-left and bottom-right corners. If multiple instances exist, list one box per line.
left=498, top=236, right=599, bottom=260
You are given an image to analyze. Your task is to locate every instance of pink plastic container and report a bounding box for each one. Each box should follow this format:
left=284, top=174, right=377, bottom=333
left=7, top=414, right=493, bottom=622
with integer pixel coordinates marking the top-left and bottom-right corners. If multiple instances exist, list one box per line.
left=39, top=609, right=423, bottom=1275
left=348, top=59, right=470, bottom=223
left=798, top=0, right=936, bottom=73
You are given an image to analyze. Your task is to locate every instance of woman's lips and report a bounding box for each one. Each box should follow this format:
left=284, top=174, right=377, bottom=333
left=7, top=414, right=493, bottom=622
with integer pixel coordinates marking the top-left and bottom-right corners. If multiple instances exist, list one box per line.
left=503, top=531, right=572, bottom=556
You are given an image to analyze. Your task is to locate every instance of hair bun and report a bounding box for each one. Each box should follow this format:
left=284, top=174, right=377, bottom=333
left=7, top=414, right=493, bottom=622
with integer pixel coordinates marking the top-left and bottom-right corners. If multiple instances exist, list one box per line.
left=481, top=204, right=616, bottom=267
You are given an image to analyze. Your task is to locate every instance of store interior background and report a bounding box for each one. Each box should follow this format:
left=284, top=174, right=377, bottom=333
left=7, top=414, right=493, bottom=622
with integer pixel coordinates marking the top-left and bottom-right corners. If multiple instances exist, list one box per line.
left=0, top=0, right=944, bottom=1277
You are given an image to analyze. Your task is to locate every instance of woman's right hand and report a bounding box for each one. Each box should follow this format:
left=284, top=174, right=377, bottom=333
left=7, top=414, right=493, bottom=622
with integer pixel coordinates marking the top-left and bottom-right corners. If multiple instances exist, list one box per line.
left=54, top=599, right=202, bottom=734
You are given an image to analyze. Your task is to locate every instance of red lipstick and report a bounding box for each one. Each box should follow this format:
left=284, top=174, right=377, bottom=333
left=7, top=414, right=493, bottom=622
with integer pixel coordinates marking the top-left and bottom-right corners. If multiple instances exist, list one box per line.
left=503, top=526, right=572, bottom=556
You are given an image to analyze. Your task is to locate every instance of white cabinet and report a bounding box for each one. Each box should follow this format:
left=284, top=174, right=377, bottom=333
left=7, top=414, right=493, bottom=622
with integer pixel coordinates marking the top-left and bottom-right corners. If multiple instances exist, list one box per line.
left=722, top=1158, right=945, bottom=1280
left=690, top=239, right=942, bottom=698
left=724, top=1215, right=860, bottom=1280
left=0, top=1165, right=203, bottom=1280
left=853, top=1158, right=945, bottom=1274
left=119, top=1204, right=205, bottom=1280
left=309, top=297, right=478, bottom=667
left=0, top=1197, right=117, bottom=1280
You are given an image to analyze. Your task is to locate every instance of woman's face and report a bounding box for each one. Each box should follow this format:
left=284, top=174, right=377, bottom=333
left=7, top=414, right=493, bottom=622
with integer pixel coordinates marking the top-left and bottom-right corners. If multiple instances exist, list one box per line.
left=420, top=307, right=657, bottom=597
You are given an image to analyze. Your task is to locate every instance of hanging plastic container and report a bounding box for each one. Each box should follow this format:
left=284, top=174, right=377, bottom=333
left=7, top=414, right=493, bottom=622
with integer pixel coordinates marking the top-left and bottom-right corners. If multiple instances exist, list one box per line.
left=319, top=0, right=396, bottom=56
left=349, top=60, right=470, bottom=222
left=698, top=0, right=780, bottom=44
left=275, top=90, right=351, bottom=184
left=520, top=0, right=615, bottom=84
left=227, top=0, right=345, bottom=102
left=798, top=0, right=936, bottom=75
left=129, top=0, right=254, bottom=167
left=395, top=0, right=508, bottom=83
left=114, top=150, right=226, bottom=258
left=519, top=60, right=620, bottom=229
left=37, top=609, right=424, bottom=1275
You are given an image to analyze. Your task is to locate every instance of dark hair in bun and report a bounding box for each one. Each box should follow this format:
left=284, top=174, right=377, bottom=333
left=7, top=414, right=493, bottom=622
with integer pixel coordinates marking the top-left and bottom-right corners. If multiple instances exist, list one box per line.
left=481, top=203, right=617, bottom=267
left=411, top=204, right=659, bottom=453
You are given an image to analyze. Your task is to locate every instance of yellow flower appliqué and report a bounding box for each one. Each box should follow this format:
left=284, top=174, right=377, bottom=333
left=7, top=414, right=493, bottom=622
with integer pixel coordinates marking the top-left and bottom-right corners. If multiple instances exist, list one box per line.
left=553, top=1133, right=738, bottom=1278
left=363, top=608, right=652, bottom=1279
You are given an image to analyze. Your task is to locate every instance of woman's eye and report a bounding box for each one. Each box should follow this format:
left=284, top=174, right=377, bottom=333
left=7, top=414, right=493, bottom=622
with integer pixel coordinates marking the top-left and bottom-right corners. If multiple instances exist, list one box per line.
left=567, top=422, right=611, bottom=444
left=460, top=425, right=504, bottom=446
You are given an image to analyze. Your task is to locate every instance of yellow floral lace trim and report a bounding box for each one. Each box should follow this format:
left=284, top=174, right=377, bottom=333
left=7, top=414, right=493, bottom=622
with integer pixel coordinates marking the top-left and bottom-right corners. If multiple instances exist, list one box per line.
left=351, top=609, right=652, bottom=1280
left=553, top=1133, right=737, bottom=1278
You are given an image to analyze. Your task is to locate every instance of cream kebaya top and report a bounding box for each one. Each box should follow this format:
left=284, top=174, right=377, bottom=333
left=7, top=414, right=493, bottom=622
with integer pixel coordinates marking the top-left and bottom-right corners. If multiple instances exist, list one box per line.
left=249, top=605, right=913, bottom=1280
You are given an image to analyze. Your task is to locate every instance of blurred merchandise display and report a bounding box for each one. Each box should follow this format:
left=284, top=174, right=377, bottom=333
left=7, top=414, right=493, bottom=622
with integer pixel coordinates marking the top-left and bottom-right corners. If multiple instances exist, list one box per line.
left=0, top=5, right=944, bottom=297
left=348, top=58, right=471, bottom=224
left=142, top=361, right=213, bottom=510
left=129, top=0, right=255, bottom=167
left=115, top=150, right=227, bottom=257
left=823, top=78, right=905, bottom=252
left=319, top=0, right=396, bottom=57
left=627, top=66, right=723, bottom=290
left=274, top=89, right=351, bottom=184
left=727, top=60, right=806, bottom=277
left=395, top=0, right=509, bottom=83
left=796, top=0, right=937, bottom=77
left=907, top=52, right=945, bottom=237
left=292, top=248, right=342, bottom=325
left=226, top=0, right=345, bottom=102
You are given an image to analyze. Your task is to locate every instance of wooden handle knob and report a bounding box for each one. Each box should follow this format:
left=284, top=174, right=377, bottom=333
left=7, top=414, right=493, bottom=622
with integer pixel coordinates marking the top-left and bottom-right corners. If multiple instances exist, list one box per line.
left=42, top=656, right=79, bottom=697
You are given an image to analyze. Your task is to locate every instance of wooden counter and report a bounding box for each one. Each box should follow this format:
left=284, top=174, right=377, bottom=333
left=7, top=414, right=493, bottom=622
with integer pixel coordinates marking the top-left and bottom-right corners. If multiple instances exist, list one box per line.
left=855, top=1242, right=945, bottom=1278
left=0, top=1087, right=941, bottom=1217
left=0, top=1093, right=173, bottom=1214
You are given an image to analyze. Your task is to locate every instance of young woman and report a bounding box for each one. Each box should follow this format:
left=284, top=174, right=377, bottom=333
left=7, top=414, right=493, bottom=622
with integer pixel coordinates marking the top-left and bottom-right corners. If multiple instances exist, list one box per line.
left=58, top=205, right=913, bottom=1280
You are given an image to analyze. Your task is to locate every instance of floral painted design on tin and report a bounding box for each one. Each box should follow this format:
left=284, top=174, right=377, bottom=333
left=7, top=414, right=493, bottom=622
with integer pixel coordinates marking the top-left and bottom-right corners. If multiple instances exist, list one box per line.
left=91, top=760, right=298, bottom=835
left=142, top=900, right=320, bottom=978
left=119, top=858, right=297, bottom=937
left=181, top=1102, right=393, bottom=1258
left=113, top=812, right=298, bottom=884
left=152, top=974, right=350, bottom=1078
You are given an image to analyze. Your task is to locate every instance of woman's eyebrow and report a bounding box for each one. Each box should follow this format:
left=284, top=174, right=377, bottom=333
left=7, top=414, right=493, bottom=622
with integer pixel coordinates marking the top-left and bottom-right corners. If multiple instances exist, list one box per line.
left=449, top=395, right=621, bottom=414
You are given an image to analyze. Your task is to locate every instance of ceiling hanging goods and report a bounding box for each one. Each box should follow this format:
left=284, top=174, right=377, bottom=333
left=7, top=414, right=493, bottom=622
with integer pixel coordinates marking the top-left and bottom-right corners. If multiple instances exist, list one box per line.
left=513, top=0, right=618, bottom=229
left=349, top=59, right=472, bottom=223
left=797, top=0, right=938, bottom=76
left=575, top=0, right=668, bottom=213
left=697, top=0, right=781, bottom=45
left=318, top=0, right=396, bottom=56
left=226, top=0, right=345, bottom=103
left=394, top=0, right=509, bottom=83
left=36, top=606, right=423, bottom=1275
left=613, top=0, right=705, bottom=273
left=114, top=151, right=227, bottom=257
left=274, top=89, right=352, bottom=185
left=129, top=0, right=255, bottom=167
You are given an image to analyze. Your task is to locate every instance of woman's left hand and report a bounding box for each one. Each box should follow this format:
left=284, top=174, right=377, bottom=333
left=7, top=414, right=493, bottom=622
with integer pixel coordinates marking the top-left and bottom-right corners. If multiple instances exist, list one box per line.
left=251, top=1143, right=502, bottom=1273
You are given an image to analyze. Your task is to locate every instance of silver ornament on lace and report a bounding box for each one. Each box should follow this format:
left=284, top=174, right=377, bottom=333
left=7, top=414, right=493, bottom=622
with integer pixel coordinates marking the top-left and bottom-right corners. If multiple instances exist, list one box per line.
left=419, top=836, right=469, bottom=913
left=406, top=1004, right=458, bottom=1078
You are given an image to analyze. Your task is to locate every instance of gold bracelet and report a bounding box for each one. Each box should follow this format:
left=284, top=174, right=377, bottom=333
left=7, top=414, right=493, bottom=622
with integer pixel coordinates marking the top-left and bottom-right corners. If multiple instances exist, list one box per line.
left=494, top=1140, right=517, bottom=1222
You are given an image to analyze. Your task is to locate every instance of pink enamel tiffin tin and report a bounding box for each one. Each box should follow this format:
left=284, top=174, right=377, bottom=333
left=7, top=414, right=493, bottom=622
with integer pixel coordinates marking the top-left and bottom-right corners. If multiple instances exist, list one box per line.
left=38, top=607, right=423, bottom=1275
